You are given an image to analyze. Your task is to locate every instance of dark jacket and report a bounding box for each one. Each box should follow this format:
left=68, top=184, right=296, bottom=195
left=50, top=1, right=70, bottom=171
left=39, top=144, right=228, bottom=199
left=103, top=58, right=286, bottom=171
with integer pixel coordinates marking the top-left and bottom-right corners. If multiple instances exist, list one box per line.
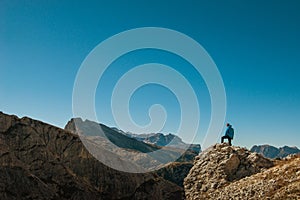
left=225, top=125, right=234, bottom=139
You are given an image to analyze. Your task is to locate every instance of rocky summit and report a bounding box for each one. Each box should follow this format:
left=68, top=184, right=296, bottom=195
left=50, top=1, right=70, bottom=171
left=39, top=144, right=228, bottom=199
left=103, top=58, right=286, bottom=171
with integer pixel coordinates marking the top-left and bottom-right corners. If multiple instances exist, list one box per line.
left=0, top=112, right=183, bottom=200
left=184, top=143, right=300, bottom=199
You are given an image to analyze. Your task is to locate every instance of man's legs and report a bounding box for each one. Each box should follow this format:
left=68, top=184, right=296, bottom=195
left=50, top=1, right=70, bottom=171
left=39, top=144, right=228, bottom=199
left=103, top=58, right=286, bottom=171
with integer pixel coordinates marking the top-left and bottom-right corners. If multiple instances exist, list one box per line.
left=228, top=138, right=232, bottom=146
left=221, top=135, right=232, bottom=146
left=221, top=136, right=225, bottom=143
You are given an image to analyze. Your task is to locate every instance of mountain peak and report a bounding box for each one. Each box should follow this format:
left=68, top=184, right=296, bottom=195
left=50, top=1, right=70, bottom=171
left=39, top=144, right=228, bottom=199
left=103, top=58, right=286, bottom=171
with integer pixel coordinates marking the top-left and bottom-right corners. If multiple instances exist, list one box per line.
left=251, top=144, right=300, bottom=159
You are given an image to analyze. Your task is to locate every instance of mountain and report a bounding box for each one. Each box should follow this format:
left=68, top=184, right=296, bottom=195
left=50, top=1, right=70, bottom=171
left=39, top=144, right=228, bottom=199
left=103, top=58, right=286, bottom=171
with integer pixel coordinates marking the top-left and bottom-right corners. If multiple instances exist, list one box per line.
left=184, top=143, right=300, bottom=199
left=0, top=111, right=184, bottom=199
left=2, top=111, right=299, bottom=199
left=64, top=118, right=199, bottom=173
left=250, top=144, right=300, bottom=159
left=123, top=132, right=201, bottom=153
left=65, top=118, right=159, bottom=153
left=64, top=118, right=199, bottom=187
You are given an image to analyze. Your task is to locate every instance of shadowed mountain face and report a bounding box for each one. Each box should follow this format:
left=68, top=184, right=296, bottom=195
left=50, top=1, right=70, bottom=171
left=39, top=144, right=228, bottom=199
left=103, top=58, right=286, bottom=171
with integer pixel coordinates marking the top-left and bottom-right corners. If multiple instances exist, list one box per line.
left=64, top=118, right=199, bottom=173
left=251, top=144, right=300, bottom=159
left=64, top=118, right=199, bottom=187
left=155, top=162, right=193, bottom=187
left=65, top=118, right=159, bottom=153
left=0, top=112, right=184, bottom=200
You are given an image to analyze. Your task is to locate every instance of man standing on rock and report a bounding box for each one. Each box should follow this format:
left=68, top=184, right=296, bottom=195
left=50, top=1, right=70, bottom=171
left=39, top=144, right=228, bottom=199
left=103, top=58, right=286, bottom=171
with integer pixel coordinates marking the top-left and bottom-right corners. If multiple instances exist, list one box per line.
left=221, top=123, right=234, bottom=146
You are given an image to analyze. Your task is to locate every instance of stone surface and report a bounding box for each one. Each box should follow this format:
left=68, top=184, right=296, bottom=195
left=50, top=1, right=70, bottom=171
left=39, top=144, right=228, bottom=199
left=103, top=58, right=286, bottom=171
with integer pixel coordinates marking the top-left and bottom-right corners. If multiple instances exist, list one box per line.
left=0, top=112, right=184, bottom=200
left=184, top=143, right=274, bottom=199
left=208, top=155, right=300, bottom=199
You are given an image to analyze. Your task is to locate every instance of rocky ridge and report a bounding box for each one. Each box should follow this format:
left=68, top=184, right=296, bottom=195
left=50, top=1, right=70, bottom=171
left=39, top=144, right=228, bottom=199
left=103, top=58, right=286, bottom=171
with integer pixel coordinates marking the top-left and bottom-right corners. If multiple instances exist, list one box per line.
left=0, top=112, right=184, bottom=200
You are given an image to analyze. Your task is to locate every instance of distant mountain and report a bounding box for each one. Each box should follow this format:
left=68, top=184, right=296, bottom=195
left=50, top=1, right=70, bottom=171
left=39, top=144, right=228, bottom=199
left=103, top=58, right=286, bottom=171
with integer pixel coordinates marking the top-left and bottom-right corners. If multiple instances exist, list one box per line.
left=109, top=128, right=200, bottom=187
left=250, top=144, right=300, bottom=159
left=123, top=132, right=201, bottom=153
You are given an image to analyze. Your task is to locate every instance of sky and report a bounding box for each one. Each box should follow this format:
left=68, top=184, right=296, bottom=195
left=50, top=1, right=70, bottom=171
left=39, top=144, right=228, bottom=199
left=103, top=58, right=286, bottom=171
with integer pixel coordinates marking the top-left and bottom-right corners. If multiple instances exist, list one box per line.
left=1, top=0, right=300, bottom=149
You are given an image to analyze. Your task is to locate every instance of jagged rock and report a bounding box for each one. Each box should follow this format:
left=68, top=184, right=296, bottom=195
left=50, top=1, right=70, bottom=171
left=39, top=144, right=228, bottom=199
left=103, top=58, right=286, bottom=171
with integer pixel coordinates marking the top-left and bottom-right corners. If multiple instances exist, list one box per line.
left=0, top=112, right=184, bottom=200
left=184, top=143, right=274, bottom=199
left=208, top=156, right=300, bottom=199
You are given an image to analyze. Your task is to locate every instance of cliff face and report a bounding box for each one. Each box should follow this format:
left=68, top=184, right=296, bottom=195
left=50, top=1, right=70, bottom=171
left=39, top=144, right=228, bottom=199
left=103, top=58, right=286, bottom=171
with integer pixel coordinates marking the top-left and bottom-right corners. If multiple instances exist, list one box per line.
left=184, top=143, right=274, bottom=200
left=0, top=112, right=184, bottom=200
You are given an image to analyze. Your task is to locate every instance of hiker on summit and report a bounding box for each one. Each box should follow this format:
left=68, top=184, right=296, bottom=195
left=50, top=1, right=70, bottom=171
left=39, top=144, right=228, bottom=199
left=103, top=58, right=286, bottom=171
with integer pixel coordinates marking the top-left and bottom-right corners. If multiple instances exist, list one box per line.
left=221, top=123, right=234, bottom=146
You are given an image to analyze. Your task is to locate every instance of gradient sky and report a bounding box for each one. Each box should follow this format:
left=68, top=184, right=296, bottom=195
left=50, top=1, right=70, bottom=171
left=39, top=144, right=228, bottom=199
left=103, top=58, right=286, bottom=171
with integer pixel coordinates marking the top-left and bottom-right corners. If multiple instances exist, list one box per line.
left=1, top=0, right=300, bottom=149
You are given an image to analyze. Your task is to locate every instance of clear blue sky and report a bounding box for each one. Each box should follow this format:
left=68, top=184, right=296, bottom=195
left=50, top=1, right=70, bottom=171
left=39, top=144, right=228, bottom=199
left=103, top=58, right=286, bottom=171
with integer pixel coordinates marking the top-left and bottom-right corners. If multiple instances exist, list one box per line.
left=1, top=0, right=299, bottom=149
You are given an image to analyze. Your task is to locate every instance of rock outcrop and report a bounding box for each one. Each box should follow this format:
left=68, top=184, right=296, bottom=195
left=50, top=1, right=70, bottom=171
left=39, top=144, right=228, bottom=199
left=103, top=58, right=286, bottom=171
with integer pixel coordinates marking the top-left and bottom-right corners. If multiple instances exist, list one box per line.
left=0, top=112, right=184, bottom=200
left=184, top=143, right=274, bottom=199
left=206, top=155, right=300, bottom=199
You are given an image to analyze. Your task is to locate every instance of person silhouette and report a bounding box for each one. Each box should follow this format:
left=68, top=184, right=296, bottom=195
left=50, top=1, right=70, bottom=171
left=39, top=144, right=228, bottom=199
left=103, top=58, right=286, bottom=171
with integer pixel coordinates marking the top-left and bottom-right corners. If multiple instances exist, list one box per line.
left=221, top=123, right=234, bottom=146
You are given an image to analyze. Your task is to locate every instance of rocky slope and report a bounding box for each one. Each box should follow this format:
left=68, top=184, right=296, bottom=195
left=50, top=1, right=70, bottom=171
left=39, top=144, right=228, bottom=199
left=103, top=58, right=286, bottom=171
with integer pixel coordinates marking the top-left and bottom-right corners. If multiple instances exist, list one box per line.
left=207, top=155, right=300, bottom=199
left=184, top=143, right=300, bottom=199
left=0, top=111, right=184, bottom=200
left=155, top=162, right=193, bottom=187
left=251, top=144, right=300, bottom=159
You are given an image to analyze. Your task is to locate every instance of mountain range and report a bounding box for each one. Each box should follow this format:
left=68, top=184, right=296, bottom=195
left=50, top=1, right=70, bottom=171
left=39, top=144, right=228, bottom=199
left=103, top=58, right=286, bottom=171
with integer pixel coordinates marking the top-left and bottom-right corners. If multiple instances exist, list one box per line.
left=0, top=111, right=299, bottom=199
left=250, top=144, right=300, bottom=159
left=65, top=118, right=200, bottom=171
left=121, top=131, right=201, bottom=153
left=0, top=111, right=184, bottom=199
